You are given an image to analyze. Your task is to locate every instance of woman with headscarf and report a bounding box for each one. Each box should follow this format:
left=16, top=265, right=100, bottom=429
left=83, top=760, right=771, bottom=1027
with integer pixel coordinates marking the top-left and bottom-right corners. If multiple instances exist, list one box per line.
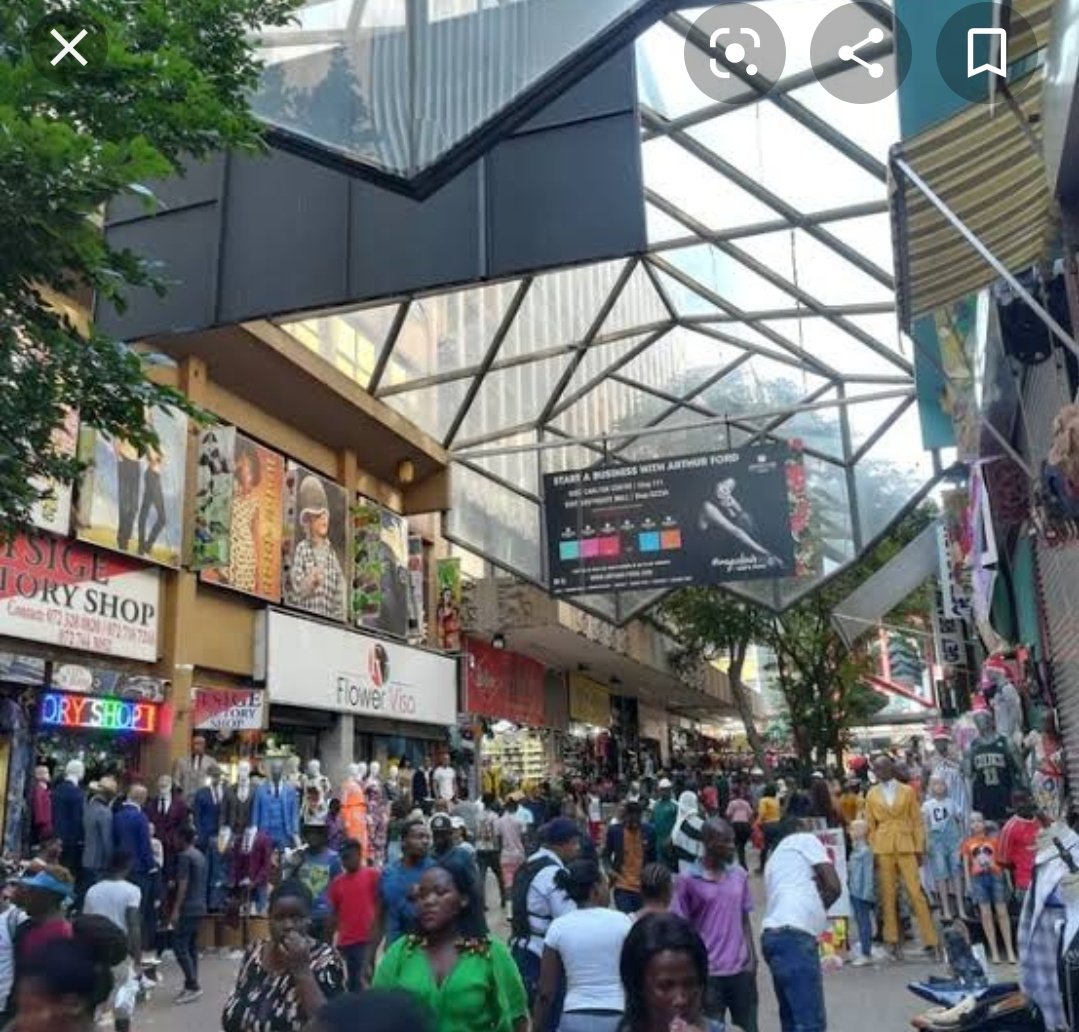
left=670, top=792, right=705, bottom=875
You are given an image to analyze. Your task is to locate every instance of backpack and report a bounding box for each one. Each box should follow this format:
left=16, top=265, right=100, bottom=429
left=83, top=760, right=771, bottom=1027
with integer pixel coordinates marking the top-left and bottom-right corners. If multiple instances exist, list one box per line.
left=508, top=856, right=558, bottom=945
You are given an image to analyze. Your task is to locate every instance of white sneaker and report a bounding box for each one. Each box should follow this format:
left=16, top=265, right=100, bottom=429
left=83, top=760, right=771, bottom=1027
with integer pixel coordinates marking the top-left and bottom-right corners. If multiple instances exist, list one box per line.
left=850, top=955, right=872, bottom=967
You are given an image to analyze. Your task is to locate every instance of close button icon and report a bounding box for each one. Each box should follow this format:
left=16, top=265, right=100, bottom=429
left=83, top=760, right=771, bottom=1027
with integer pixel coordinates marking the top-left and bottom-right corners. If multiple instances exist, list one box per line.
left=30, top=11, right=107, bottom=81
left=50, top=28, right=89, bottom=66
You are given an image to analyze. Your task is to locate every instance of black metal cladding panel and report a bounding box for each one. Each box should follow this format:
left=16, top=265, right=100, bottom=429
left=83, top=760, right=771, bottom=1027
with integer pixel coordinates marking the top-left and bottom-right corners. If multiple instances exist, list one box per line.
left=108, top=154, right=225, bottom=226
left=487, top=112, right=645, bottom=279
left=517, top=46, right=637, bottom=135
left=347, top=164, right=483, bottom=304
left=218, top=149, right=351, bottom=323
left=97, top=204, right=220, bottom=339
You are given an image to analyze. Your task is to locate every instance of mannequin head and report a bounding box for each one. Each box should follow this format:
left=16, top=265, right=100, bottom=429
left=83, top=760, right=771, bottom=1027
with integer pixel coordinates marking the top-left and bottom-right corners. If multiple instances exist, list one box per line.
left=931, top=727, right=951, bottom=756
left=928, top=775, right=948, bottom=801
left=208, top=765, right=223, bottom=788
left=157, top=775, right=173, bottom=799
left=973, top=710, right=996, bottom=738
left=34, top=766, right=49, bottom=785
left=389, top=764, right=398, bottom=782
left=192, top=735, right=206, bottom=758
left=237, top=760, right=251, bottom=783
left=307, top=760, right=322, bottom=780
left=356, top=761, right=368, bottom=782
left=269, top=759, right=284, bottom=784
left=64, top=760, right=84, bottom=785
left=369, top=761, right=381, bottom=780
left=347, top=763, right=360, bottom=782
left=873, top=755, right=895, bottom=785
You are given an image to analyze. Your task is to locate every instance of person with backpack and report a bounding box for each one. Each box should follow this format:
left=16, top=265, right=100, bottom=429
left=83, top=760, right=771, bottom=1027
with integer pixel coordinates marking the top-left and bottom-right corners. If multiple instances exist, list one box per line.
left=509, top=818, right=580, bottom=1031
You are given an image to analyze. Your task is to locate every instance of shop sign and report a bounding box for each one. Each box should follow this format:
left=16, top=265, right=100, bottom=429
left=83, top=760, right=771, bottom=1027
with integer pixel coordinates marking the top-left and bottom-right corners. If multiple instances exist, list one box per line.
left=463, top=637, right=546, bottom=727
left=260, top=610, right=458, bottom=727
left=39, top=691, right=159, bottom=735
left=569, top=673, right=610, bottom=727
left=0, top=534, right=160, bottom=661
left=52, top=664, right=167, bottom=703
left=193, top=686, right=265, bottom=731
left=543, top=445, right=797, bottom=595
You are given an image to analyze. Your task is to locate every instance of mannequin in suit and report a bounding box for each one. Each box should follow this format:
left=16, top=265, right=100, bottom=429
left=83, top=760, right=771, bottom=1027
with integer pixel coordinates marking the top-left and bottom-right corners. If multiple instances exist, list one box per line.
left=194, top=764, right=226, bottom=910
left=251, top=759, right=300, bottom=852
left=30, top=765, right=52, bottom=846
left=52, top=759, right=85, bottom=877
left=145, top=774, right=190, bottom=880
left=173, top=734, right=211, bottom=801
left=865, top=755, right=939, bottom=959
left=223, top=760, right=255, bottom=835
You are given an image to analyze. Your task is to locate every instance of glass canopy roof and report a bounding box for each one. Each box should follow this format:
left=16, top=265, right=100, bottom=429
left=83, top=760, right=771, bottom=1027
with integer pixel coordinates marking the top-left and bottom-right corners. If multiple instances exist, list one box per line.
left=280, top=0, right=940, bottom=621
left=251, top=0, right=660, bottom=184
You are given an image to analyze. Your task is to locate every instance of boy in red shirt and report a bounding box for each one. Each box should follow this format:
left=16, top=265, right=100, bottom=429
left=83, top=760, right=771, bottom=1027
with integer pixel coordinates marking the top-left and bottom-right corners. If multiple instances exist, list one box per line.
left=326, top=838, right=380, bottom=990
left=998, top=790, right=1042, bottom=898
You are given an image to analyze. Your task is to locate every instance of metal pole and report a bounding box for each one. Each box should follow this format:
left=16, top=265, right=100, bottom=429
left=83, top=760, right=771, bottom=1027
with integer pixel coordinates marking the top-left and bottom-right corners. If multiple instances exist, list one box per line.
left=893, top=156, right=1079, bottom=361
left=451, top=388, right=913, bottom=460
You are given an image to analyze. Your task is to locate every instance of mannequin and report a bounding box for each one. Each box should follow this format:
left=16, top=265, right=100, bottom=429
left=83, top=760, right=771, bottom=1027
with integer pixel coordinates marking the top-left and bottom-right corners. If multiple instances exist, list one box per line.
left=964, top=707, right=1026, bottom=822
left=30, top=765, right=52, bottom=845
left=1019, top=824, right=1079, bottom=1031
left=1026, top=713, right=1065, bottom=821
left=230, top=823, right=273, bottom=916
left=386, top=764, right=400, bottom=804
left=301, top=759, right=331, bottom=826
left=52, top=759, right=85, bottom=876
left=1058, top=870, right=1079, bottom=1032
left=432, top=755, right=457, bottom=804
left=284, top=755, right=303, bottom=791
left=396, top=759, right=413, bottom=808
left=194, top=764, right=226, bottom=910
left=925, top=726, right=970, bottom=831
left=985, top=660, right=1024, bottom=748
left=341, top=763, right=369, bottom=860
left=223, top=760, right=255, bottom=834
left=365, top=761, right=389, bottom=866
left=174, top=734, right=210, bottom=801
left=144, top=773, right=189, bottom=878
left=412, top=759, right=432, bottom=806
left=251, top=759, right=300, bottom=852
left=961, top=811, right=1016, bottom=964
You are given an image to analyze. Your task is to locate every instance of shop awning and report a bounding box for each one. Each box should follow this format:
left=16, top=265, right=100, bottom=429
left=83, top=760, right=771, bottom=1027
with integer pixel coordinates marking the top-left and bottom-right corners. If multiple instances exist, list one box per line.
left=891, top=68, right=1053, bottom=329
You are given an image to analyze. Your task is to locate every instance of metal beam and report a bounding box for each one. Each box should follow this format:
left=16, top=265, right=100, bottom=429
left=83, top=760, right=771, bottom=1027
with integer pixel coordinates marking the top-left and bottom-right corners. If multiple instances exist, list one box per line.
left=367, top=300, right=410, bottom=394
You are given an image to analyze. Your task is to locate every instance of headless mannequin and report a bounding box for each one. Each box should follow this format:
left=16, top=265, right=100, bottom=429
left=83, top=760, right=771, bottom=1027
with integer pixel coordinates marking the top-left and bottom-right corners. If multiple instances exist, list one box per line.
left=146, top=774, right=188, bottom=880
left=365, top=761, right=389, bottom=865
left=223, top=760, right=254, bottom=839
left=252, top=759, right=301, bottom=851
left=341, top=762, right=369, bottom=861
left=964, top=710, right=1024, bottom=822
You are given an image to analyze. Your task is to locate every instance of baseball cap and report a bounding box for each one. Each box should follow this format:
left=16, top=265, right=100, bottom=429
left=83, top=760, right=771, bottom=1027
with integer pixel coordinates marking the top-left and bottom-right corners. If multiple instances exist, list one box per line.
left=19, top=870, right=73, bottom=898
left=430, top=814, right=453, bottom=833
left=449, top=816, right=466, bottom=830
left=931, top=725, right=952, bottom=740
left=658, top=778, right=672, bottom=789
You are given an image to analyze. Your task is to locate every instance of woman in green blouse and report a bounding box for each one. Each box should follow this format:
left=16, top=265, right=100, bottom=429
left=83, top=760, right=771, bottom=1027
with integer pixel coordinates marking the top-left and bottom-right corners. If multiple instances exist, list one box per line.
left=372, top=855, right=528, bottom=1032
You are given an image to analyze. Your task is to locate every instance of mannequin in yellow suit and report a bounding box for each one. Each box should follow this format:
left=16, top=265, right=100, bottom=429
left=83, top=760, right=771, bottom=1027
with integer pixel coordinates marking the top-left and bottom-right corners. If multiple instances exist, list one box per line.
left=865, top=754, right=939, bottom=959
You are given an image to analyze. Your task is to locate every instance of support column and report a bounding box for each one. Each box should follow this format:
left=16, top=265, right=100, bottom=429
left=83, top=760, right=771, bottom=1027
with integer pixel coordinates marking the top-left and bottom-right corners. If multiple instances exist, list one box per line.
left=319, top=714, right=355, bottom=786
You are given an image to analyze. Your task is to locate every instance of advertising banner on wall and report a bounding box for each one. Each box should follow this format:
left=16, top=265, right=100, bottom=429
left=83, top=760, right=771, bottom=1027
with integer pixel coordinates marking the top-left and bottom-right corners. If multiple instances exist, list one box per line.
left=196, top=428, right=286, bottom=601
left=569, top=673, right=610, bottom=727
left=0, top=535, right=159, bottom=661
left=351, top=498, right=410, bottom=638
left=193, top=686, right=265, bottom=731
left=463, top=637, right=546, bottom=727
left=52, top=663, right=168, bottom=703
left=76, top=407, right=188, bottom=568
left=435, top=558, right=462, bottom=650
left=281, top=462, right=349, bottom=623
left=260, top=610, right=458, bottom=727
left=543, top=446, right=796, bottom=595
left=407, top=535, right=425, bottom=642
left=30, top=408, right=79, bottom=537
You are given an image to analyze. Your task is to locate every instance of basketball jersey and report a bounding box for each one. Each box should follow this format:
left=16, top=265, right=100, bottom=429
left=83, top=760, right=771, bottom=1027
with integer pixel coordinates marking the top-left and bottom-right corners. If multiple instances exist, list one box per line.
left=969, top=736, right=1014, bottom=821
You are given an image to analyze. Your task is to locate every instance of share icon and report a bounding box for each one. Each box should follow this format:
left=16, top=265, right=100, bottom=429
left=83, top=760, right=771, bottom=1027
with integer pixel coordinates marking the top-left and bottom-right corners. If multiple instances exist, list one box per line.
left=838, top=26, right=886, bottom=78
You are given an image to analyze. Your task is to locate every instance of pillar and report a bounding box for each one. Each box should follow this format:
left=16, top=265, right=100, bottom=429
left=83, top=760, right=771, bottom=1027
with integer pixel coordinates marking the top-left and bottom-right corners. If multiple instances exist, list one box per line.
left=319, top=714, right=355, bottom=786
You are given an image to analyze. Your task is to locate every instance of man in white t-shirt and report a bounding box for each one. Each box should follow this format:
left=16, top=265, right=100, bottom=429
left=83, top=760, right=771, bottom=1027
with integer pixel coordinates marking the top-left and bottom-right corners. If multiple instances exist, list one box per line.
left=433, top=763, right=457, bottom=803
left=84, top=850, right=143, bottom=1032
left=760, top=798, right=840, bottom=1032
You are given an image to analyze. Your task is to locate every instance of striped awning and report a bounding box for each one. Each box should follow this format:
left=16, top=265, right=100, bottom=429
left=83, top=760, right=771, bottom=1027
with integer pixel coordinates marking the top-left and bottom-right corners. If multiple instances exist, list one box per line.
left=891, top=70, right=1053, bottom=327
left=890, top=0, right=1057, bottom=328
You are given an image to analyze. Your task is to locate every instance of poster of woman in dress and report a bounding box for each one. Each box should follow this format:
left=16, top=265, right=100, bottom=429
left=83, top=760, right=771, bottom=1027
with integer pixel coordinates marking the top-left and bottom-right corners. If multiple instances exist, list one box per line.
left=282, top=462, right=349, bottom=622
left=196, top=427, right=285, bottom=601
left=75, top=407, right=188, bottom=568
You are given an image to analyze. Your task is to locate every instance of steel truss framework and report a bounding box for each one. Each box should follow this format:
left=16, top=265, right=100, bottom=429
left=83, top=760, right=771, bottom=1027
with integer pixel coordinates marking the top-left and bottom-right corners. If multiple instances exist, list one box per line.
left=280, top=0, right=942, bottom=623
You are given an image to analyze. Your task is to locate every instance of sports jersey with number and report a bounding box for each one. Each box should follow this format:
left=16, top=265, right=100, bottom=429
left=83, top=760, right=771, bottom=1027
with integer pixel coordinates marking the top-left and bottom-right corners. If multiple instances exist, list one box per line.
left=969, top=736, right=1016, bottom=821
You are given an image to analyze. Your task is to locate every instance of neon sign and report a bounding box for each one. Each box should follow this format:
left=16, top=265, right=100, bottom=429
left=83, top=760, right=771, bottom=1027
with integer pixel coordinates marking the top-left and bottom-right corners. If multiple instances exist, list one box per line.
left=40, top=692, right=158, bottom=735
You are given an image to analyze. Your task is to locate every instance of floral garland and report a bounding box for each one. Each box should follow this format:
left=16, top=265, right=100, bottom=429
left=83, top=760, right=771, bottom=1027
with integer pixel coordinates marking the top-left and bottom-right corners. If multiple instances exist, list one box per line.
left=406, top=933, right=492, bottom=957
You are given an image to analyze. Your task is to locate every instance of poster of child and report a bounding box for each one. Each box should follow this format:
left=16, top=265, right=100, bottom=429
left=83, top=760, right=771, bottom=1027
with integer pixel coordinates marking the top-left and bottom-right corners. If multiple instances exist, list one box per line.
left=282, top=462, right=348, bottom=622
left=75, top=407, right=188, bottom=568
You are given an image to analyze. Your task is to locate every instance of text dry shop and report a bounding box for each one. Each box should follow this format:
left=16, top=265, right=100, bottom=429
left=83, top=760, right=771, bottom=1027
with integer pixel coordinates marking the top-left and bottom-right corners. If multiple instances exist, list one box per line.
left=257, top=610, right=458, bottom=757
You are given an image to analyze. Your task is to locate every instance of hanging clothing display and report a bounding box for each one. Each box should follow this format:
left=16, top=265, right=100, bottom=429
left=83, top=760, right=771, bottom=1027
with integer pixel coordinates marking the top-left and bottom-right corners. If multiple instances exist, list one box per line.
left=365, top=777, right=389, bottom=866
left=968, top=734, right=1021, bottom=822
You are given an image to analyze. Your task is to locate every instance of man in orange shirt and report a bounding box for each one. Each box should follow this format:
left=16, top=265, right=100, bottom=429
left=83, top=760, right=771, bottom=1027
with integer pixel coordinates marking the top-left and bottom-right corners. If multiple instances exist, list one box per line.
left=603, top=800, right=656, bottom=913
left=864, top=755, right=938, bottom=959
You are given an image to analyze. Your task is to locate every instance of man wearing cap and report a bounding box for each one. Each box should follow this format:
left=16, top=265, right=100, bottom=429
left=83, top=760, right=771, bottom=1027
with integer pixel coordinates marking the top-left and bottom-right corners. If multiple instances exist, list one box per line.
left=82, top=776, right=117, bottom=899
left=511, top=818, right=581, bottom=1024
left=430, top=813, right=476, bottom=871
left=652, top=778, right=678, bottom=866
left=603, top=800, right=657, bottom=914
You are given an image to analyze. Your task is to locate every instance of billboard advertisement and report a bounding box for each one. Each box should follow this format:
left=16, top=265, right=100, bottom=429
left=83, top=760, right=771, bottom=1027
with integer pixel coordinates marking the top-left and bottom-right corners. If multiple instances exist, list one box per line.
left=30, top=408, right=79, bottom=536
left=196, top=427, right=285, bottom=602
left=351, top=498, right=410, bottom=638
left=543, top=445, right=796, bottom=595
left=281, top=462, right=349, bottom=623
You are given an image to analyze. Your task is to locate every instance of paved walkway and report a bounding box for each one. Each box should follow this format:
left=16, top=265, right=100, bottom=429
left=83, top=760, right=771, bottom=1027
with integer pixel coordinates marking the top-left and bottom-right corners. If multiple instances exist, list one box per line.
left=117, top=868, right=950, bottom=1032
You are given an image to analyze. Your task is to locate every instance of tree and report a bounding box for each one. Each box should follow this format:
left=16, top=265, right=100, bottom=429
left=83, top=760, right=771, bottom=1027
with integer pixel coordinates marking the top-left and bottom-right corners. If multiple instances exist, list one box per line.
left=0, top=0, right=298, bottom=535
left=663, top=589, right=770, bottom=768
